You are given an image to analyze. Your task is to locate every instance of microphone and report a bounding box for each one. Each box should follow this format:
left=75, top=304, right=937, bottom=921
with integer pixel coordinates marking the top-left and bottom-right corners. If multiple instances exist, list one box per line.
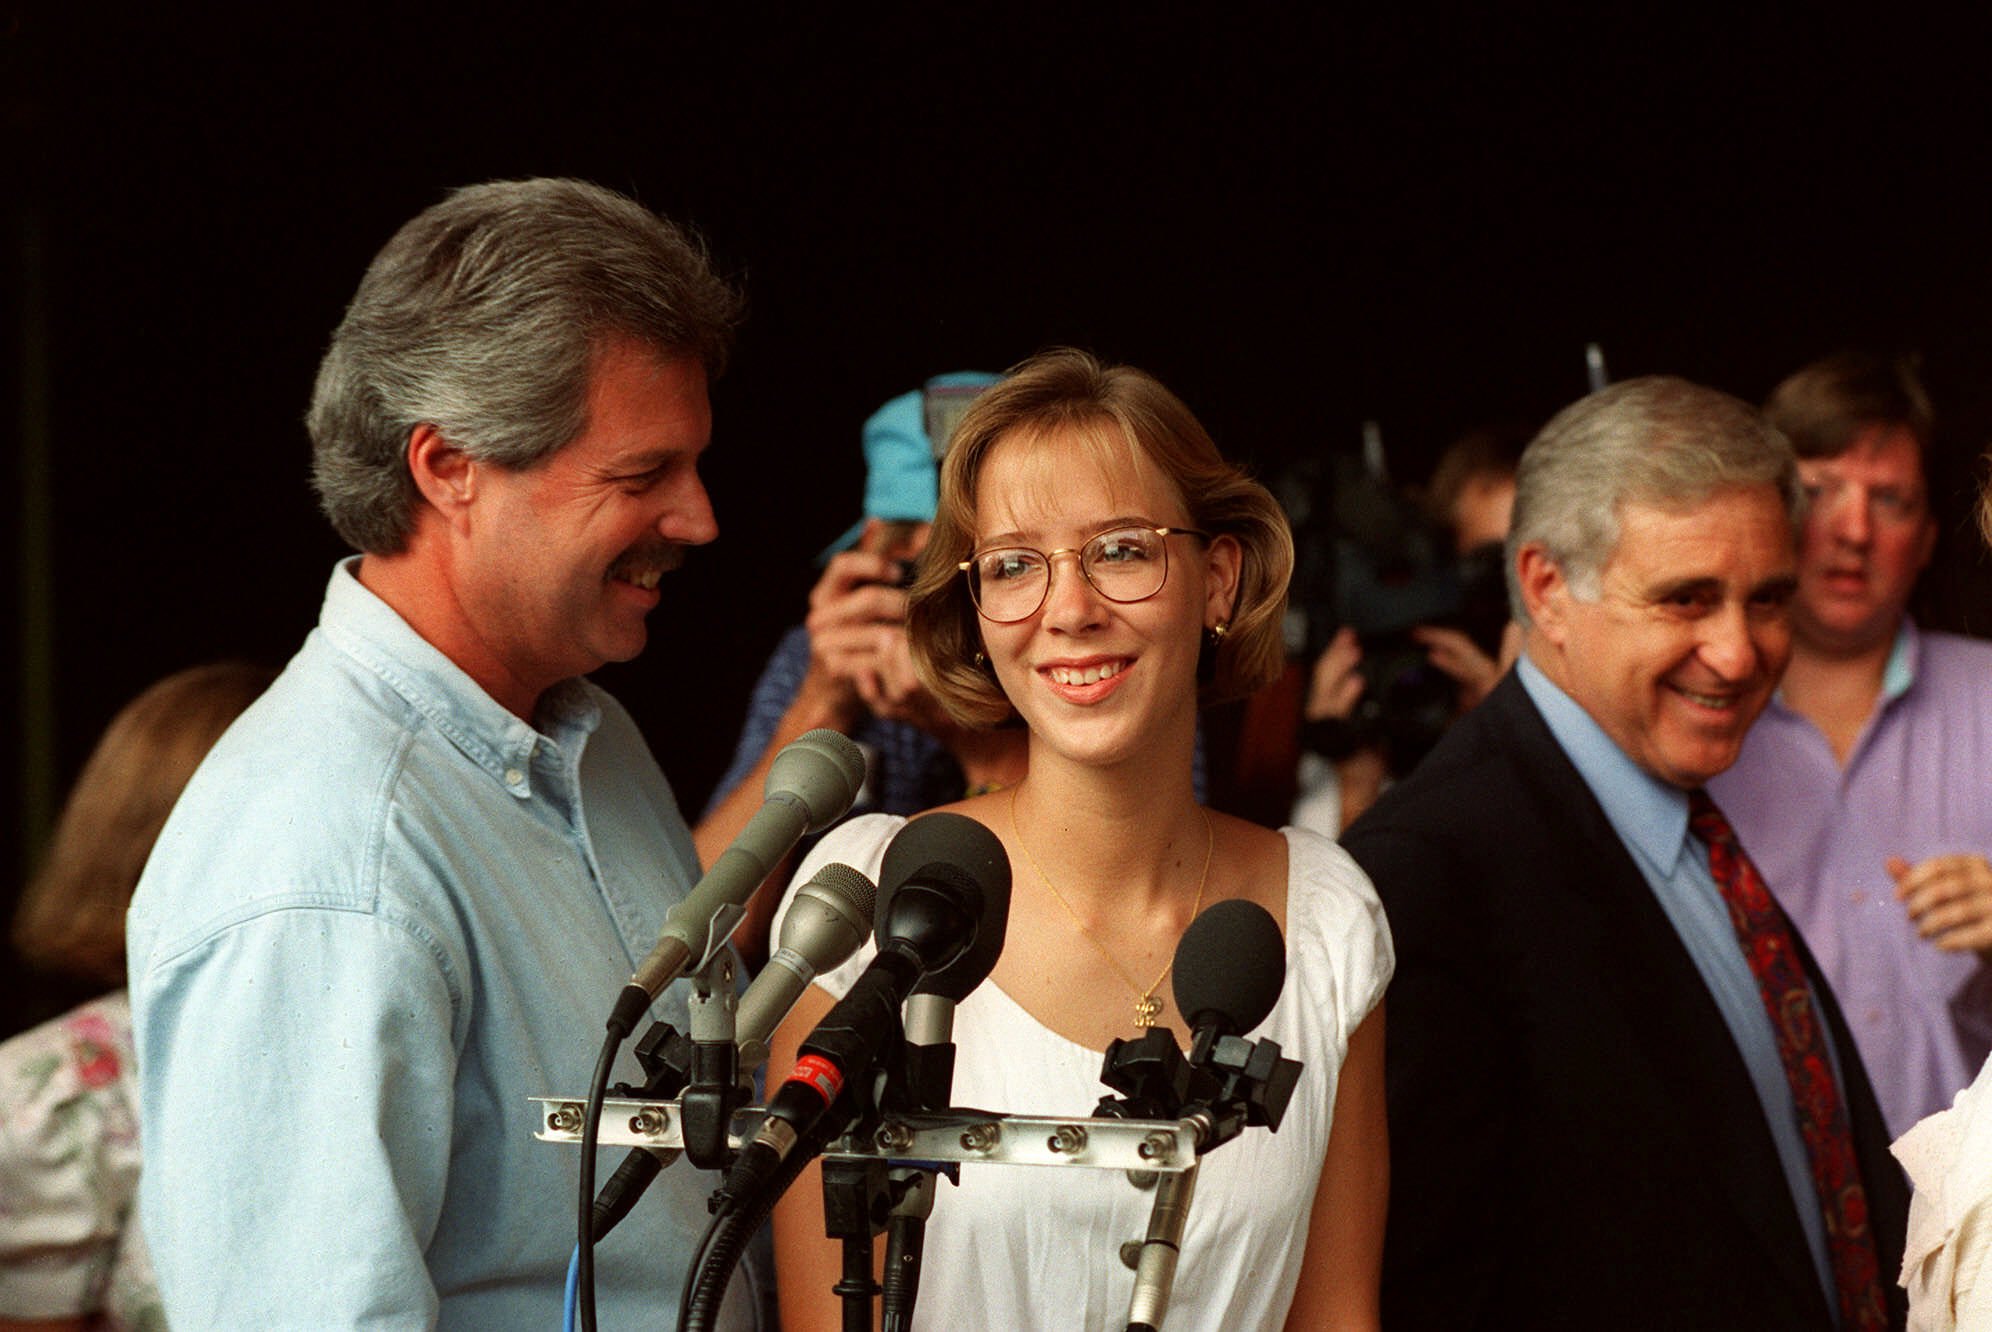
left=1585, top=340, right=1610, bottom=393
left=1125, top=1163, right=1199, bottom=1332
left=678, top=818, right=1007, bottom=1332
left=873, top=815, right=1012, bottom=1331
left=736, top=862, right=879, bottom=1068
left=1171, top=899, right=1286, bottom=1041
left=733, top=814, right=1011, bottom=1184
left=887, top=812, right=1012, bottom=1054
left=589, top=861, right=877, bottom=1240
left=1125, top=899, right=1288, bottom=1332
left=609, top=729, right=865, bottom=1034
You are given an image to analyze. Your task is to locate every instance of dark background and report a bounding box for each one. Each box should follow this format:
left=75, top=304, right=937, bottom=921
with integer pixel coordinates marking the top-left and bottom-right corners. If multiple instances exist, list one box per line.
left=5, top=7, right=1990, bottom=1029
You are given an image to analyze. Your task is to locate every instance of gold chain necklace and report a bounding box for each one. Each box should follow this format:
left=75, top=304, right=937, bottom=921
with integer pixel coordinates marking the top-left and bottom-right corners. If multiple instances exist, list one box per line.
left=1009, top=784, right=1214, bottom=1030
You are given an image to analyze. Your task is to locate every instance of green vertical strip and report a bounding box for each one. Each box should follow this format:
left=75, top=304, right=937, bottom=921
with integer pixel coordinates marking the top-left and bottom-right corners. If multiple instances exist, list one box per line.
left=18, top=206, right=54, bottom=879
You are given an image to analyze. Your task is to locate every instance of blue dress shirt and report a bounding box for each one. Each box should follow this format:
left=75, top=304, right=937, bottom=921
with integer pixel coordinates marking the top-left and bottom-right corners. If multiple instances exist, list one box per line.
left=1517, top=655, right=1839, bottom=1317
left=128, top=560, right=763, bottom=1330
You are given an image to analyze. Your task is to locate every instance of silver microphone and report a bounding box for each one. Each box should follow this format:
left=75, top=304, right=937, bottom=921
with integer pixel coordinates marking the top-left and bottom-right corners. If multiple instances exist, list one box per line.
left=612, top=728, right=865, bottom=1033
left=736, top=861, right=877, bottom=1068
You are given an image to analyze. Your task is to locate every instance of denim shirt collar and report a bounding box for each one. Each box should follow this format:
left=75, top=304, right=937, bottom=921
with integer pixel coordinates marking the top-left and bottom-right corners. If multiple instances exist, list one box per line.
left=316, top=557, right=602, bottom=800
left=1517, top=653, right=1691, bottom=877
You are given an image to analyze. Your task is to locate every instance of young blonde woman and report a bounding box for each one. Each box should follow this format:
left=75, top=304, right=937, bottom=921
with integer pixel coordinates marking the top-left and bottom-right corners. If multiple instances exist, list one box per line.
left=768, top=349, right=1391, bottom=1330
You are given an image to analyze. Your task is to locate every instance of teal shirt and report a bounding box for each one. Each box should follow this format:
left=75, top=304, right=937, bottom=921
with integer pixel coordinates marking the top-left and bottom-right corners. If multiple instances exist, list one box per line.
left=128, top=560, right=764, bottom=1330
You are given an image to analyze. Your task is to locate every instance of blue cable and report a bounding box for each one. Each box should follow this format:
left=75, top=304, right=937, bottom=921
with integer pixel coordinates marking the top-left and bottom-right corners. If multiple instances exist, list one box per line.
left=564, top=1244, right=581, bottom=1332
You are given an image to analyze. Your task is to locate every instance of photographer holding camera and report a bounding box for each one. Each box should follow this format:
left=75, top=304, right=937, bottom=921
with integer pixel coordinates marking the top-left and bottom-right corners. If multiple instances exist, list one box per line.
left=1290, top=428, right=1524, bottom=835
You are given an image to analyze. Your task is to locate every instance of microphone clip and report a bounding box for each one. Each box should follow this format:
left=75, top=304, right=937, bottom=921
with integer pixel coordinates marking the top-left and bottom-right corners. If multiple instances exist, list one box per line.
left=692, top=901, right=749, bottom=977
left=680, top=1041, right=746, bottom=1171
left=681, top=947, right=748, bottom=1171
left=1093, top=1026, right=1302, bottom=1153
left=625, top=1020, right=693, bottom=1097
left=1188, top=1030, right=1301, bottom=1138
left=1094, top=1028, right=1196, bottom=1122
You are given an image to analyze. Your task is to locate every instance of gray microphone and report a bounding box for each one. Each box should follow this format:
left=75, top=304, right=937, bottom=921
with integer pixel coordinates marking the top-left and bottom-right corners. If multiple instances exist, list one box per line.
left=588, top=864, right=875, bottom=1243
left=1127, top=899, right=1289, bottom=1332
left=736, top=862, right=878, bottom=1068
left=610, top=729, right=866, bottom=1034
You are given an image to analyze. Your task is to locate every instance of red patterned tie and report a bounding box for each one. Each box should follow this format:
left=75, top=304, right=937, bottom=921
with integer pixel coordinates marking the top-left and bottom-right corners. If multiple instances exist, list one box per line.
left=1688, top=789, right=1887, bottom=1330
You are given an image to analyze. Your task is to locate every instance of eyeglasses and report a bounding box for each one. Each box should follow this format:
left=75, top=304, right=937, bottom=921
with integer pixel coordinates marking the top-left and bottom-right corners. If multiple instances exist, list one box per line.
left=959, top=526, right=1209, bottom=624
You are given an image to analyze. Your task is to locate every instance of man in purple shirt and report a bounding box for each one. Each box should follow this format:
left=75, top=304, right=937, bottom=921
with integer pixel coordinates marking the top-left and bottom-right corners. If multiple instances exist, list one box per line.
left=1710, top=350, right=1992, bottom=1137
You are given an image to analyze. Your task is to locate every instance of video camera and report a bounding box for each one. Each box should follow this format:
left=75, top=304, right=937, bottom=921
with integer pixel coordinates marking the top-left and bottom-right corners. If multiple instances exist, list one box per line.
left=1277, top=430, right=1510, bottom=778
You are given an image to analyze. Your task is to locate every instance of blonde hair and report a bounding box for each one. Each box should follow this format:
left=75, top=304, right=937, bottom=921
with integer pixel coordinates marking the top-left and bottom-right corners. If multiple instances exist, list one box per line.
left=1980, top=449, right=1992, bottom=548
left=908, top=348, right=1292, bottom=727
left=13, top=661, right=274, bottom=986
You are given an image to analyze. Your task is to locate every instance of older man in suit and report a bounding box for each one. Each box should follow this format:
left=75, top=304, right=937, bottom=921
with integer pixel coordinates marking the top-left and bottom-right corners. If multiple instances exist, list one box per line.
left=1342, top=377, right=1908, bottom=1330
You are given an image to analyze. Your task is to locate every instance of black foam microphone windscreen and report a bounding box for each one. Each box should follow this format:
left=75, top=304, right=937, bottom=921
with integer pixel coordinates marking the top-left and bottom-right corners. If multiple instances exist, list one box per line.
left=877, top=812, right=1012, bottom=1001
left=1171, top=899, right=1287, bottom=1035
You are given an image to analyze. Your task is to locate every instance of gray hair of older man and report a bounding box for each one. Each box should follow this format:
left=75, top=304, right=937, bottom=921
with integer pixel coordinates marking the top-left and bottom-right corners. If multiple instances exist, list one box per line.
left=1505, top=375, right=1801, bottom=629
left=307, top=178, right=743, bottom=554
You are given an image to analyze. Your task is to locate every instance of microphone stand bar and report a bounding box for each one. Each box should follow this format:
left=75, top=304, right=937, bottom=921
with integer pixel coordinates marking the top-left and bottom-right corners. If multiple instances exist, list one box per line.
left=534, top=1100, right=1201, bottom=1174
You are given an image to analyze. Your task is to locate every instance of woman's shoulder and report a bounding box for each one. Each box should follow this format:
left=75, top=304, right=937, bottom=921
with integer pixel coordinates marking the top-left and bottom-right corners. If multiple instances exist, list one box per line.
left=795, top=812, right=909, bottom=877
left=1274, top=826, right=1394, bottom=988
left=0, top=991, right=135, bottom=1100
left=1206, top=815, right=1373, bottom=903
left=788, top=800, right=1012, bottom=912
left=1276, top=823, right=1369, bottom=883
left=1204, top=815, right=1383, bottom=943
left=810, top=798, right=1009, bottom=872
left=0, top=990, right=141, bottom=1192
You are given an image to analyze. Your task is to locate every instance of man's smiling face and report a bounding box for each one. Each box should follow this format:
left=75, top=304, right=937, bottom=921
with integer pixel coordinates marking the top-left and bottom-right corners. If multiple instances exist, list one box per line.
left=458, top=335, right=717, bottom=701
left=1528, top=485, right=1798, bottom=789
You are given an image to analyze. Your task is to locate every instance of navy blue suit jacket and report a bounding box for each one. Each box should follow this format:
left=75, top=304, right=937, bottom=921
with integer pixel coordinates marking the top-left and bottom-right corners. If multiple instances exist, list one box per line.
left=1342, top=672, right=1908, bottom=1330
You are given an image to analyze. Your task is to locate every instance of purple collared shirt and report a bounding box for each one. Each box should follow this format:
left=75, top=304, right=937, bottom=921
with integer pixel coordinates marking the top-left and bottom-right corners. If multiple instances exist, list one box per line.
left=1709, top=620, right=1992, bottom=1138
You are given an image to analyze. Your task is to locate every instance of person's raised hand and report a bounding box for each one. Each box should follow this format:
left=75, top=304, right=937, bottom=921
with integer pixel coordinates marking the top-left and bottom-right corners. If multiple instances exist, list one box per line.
left=1891, top=853, right=1992, bottom=959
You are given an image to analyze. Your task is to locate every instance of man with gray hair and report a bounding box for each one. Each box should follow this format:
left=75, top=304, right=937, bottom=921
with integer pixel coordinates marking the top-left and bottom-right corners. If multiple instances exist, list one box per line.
left=128, top=179, right=763, bottom=1328
left=1343, top=377, right=1908, bottom=1329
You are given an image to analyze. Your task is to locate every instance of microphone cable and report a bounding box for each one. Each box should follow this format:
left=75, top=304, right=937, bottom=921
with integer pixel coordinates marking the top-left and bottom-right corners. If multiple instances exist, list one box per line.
left=678, top=1105, right=838, bottom=1332
left=575, top=1017, right=628, bottom=1332
left=880, top=1205, right=927, bottom=1332
left=589, top=1024, right=693, bottom=1243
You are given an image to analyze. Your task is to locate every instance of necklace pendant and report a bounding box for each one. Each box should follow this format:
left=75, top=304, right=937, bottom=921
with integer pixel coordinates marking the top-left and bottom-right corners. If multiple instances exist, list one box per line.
left=1133, top=994, right=1163, bottom=1029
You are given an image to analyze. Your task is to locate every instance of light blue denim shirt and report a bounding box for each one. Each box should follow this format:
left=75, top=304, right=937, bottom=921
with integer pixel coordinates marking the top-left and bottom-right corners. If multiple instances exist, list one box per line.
left=1517, top=654, right=1838, bottom=1318
left=128, top=559, right=763, bottom=1330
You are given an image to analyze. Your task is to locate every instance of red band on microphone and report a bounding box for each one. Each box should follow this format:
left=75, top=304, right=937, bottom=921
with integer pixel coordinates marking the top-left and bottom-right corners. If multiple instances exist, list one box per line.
left=784, top=1054, right=844, bottom=1106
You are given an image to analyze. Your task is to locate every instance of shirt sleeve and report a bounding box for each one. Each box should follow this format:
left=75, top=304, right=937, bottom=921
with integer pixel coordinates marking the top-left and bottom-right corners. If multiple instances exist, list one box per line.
left=704, top=627, right=814, bottom=817
left=1288, top=827, right=1396, bottom=1042
left=0, top=1003, right=141, bottom=1320
left=133, top=904, right=461, bottom=1330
